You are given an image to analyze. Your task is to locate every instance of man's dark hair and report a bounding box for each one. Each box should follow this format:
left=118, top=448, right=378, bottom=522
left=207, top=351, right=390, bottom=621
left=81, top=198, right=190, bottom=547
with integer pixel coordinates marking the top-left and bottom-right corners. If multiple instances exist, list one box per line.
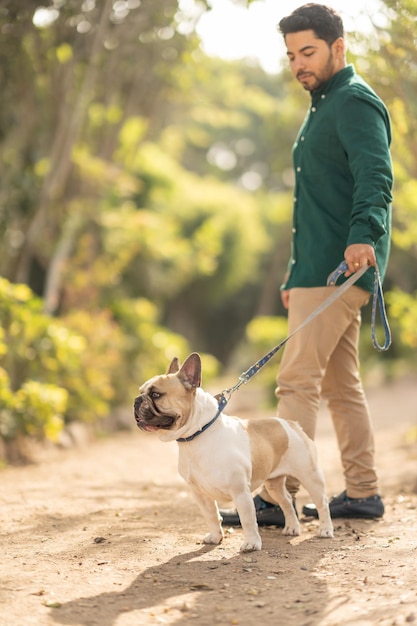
left=278, top=3, right=344, bottom=46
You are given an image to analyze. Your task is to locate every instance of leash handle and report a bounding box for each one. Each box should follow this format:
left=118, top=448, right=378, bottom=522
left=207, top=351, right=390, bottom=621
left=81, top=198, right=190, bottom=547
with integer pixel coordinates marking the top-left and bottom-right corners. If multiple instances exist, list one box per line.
left=328, top=261, right=391, bottom=351
left=326, top=260, right=360, bottom=285
left=371, top=265, right=391, bottom=351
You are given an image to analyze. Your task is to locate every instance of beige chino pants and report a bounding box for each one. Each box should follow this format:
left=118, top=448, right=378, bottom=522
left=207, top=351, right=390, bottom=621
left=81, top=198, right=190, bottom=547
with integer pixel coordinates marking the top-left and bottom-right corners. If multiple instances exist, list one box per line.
left=269, top=285, right=378, bottom=501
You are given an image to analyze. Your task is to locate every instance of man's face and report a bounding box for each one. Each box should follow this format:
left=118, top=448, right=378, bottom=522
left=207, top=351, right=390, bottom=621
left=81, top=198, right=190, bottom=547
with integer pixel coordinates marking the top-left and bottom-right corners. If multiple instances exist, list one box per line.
left=285, top=29, right=344, bottom=92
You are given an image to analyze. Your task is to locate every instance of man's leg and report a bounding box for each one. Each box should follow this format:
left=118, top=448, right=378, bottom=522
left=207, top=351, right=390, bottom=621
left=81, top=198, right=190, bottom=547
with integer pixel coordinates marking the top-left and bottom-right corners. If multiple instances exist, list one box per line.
left=222, top=285, right=382, bottom=524
left=296, top=287, right=385, bottom=519
left=321, top=295, right=379, bottom=498
left=273, top=286, right=366, bottom=498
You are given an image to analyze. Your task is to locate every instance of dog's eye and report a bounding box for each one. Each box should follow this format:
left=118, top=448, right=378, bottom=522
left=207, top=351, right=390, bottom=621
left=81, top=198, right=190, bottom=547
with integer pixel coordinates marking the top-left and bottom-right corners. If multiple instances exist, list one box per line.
left=150, top=391, right=162, bottom=400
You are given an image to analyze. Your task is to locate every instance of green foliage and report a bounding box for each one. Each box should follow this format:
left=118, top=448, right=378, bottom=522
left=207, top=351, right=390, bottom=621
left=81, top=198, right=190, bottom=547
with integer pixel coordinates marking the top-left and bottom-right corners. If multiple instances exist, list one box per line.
left=0, top=278, right=119, bottom=439
left=67, top=127, right=291, bottom=361
left=109, top=297, right=192, bottom=395
left=385, top=289, right=417, bottom=350
left=0, top=366, right=17, bottom=440
left=0, top=276, right=218, bottom=443
left=166, top=55, right=305, bottom=192
left=231, top=315, right=289, bottom=408
left=0, top=284, right=69, bottom=440
left=390, top=163, right=417, bottom=253
left=245, top=316, right=289, bottom=352
left=14, top=381, right=67, bottom=441
left=0, top=279, right=76, bottom=438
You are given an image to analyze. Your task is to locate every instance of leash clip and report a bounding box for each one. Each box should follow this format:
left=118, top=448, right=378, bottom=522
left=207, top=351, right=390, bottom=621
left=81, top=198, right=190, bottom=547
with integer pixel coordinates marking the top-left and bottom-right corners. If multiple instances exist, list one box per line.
left=220, top=374, right=248, bottom=401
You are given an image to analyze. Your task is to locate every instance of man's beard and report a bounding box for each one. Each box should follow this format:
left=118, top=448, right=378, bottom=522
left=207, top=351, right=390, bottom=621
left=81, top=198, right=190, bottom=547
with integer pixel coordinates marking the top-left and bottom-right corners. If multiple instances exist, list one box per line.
left=297, top=50, right=335, bottom=92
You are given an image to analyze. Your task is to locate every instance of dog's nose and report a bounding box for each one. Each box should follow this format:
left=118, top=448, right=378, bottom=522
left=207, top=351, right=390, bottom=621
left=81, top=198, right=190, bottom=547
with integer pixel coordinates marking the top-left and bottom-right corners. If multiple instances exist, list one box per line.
left=134, top=395, right=143, bottom=416
left=133, top=396, right=143, bottom=427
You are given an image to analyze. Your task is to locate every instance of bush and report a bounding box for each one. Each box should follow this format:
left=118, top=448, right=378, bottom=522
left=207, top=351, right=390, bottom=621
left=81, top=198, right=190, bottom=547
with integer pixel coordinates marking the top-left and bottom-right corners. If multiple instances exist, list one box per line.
left=0, top=366, right=66, bottom=441
left=0, top=278, right=218, bottom=446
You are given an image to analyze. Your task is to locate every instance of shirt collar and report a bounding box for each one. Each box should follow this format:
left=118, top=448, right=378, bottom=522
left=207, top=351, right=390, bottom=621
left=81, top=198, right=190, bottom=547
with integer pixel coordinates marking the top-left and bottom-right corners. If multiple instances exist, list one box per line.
left=311, top=64, right=355, bottom=103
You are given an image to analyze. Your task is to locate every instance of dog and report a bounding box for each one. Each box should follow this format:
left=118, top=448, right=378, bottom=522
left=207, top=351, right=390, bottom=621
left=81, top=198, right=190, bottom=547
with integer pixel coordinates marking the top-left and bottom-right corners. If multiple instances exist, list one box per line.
left=134, top=353, right=333, bottom=551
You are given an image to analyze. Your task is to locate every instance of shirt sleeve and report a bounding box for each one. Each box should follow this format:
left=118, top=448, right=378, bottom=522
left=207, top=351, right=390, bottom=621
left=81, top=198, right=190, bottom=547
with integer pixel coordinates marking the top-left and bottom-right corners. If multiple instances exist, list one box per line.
left=337, top=90, right=393, bottom=247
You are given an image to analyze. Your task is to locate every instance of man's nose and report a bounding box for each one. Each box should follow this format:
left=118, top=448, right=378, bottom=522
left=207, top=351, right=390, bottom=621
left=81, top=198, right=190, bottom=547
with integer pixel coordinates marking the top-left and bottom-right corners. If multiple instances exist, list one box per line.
left=292, top=57, right=305, bottom=73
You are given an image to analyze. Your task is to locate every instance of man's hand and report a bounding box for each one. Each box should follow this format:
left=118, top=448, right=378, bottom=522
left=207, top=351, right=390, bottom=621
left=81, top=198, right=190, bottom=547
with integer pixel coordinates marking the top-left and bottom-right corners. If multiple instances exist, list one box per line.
left=344, top=243, right=376, bottom=277
left=280, top=271, right=291, bottom=309
left=281, top=289, right=290, bottom=309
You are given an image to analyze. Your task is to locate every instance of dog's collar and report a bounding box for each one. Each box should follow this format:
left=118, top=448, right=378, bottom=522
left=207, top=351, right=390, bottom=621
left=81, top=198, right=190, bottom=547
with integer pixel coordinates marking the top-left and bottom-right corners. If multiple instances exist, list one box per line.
left=176, top=394, right=227, bottom=443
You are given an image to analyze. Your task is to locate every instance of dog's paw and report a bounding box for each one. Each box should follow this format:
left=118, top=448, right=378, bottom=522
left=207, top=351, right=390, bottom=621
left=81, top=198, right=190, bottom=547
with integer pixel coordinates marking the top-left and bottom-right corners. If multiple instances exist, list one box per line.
left=203, top=531, right=223, bottom=545
left=317, top=526, right=334, bottom=538
left=240, top=539, right=262, bottom=552
left=282, top=524, right=300, bottom=536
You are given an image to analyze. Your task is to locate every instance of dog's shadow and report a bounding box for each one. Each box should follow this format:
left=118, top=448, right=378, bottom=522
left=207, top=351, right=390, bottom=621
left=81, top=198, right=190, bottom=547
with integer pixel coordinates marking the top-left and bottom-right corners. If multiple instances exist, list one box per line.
left=49, top=545, right=224, bottom=626
left=48, top=535, right=335, bottom=626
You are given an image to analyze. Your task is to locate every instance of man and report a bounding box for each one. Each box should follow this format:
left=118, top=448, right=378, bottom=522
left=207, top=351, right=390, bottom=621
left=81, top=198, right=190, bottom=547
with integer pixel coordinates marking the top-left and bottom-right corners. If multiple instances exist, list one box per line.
left=222, top=3, right=392, bottom=525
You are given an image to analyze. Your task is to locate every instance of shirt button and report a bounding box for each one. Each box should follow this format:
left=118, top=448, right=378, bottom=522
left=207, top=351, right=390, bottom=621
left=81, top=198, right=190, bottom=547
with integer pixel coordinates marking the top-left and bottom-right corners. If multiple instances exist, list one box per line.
left=301, top=136, right=305, bottom=141
left=293, top=196, right=297, bottom=202
left=321, top=94, right=326, bottom=99
left=296, top=166, right=301, bottom=172
left=311, top=106, right=317, bottom=112
left=292, top=227, right=296, bottom=233
left=291, top=259, right=296, bottom=265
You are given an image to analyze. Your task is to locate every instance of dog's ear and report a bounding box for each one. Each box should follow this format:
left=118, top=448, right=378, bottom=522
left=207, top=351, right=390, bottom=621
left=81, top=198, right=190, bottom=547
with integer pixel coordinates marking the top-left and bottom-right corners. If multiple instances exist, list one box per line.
left=166, top=357, right=181, bottom=374
left=178, top=353, right=202, bottom=390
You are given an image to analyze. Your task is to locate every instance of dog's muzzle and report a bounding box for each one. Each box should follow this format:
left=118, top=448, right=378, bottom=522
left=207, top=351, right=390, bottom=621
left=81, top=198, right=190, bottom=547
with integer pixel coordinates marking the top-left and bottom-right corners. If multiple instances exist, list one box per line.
left=134, top=395, right=157, bottom=432
left=133, top=395, right=145, bottom=427
left=133, top=394, right=177, bottom=432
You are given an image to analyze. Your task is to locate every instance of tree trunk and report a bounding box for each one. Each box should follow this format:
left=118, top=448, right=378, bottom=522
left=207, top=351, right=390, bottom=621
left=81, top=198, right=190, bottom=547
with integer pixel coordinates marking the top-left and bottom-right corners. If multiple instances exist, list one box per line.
left=16, top=0, right=113, bottom=289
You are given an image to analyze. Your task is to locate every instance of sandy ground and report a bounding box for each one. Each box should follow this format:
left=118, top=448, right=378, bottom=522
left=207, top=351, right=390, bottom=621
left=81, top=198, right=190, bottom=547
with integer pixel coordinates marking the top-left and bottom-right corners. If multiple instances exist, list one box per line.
left=1, top=374, right=417, bottom=626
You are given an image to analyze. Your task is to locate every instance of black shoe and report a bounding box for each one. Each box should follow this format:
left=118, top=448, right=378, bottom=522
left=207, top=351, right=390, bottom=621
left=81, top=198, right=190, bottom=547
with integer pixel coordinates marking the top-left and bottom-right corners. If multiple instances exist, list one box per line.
left=302, top=490, right=384, bottom=519
left=220, top=495, right=296, bottom=527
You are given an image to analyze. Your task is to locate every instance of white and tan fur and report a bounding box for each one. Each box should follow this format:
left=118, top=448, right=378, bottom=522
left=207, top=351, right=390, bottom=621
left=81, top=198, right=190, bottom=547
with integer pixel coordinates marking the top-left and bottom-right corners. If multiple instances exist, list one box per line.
left=134, top=353, right=333, bottom=552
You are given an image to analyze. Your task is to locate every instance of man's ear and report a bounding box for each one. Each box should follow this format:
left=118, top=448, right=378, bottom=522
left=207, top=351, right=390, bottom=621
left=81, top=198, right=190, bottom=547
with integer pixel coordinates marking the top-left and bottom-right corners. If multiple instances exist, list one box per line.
left=332, top=36, right=346, bottom=60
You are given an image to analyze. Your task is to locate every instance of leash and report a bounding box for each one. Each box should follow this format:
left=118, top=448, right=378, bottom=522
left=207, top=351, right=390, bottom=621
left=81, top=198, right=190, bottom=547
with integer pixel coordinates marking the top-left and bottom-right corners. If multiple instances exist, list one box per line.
left=220, top=260, right=391, bottom=405
left=177, top=260, right=391, bottom=443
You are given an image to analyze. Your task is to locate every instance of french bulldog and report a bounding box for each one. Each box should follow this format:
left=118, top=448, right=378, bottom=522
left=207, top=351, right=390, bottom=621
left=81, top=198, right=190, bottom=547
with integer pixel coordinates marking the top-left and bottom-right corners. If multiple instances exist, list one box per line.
left=134, top=352, right=333, bottom=551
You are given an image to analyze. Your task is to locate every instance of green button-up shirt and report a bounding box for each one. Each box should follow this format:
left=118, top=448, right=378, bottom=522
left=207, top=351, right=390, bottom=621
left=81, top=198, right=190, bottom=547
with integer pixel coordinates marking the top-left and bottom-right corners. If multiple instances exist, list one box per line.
left=283, top=64, right=393, bottom=294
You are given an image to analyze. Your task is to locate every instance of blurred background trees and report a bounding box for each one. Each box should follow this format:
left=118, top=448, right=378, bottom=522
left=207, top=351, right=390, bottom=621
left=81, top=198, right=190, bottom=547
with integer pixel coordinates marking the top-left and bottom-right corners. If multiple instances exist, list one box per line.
left=0, top=0, right=416, bottom=454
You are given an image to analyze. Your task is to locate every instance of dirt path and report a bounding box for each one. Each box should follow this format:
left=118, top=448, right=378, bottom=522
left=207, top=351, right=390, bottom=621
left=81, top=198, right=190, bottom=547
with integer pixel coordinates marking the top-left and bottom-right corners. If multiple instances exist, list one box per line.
left=1, top=375, right=417, bottom=626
